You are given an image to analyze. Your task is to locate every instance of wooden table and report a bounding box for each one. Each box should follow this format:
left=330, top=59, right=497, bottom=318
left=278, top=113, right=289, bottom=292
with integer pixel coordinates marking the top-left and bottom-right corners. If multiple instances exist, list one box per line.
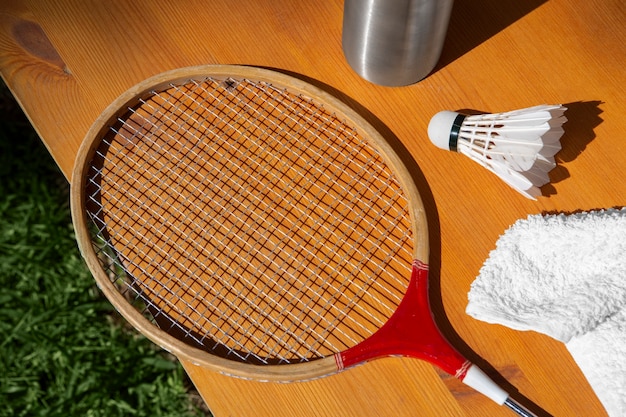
left=2, top=1, right=623, bottom=415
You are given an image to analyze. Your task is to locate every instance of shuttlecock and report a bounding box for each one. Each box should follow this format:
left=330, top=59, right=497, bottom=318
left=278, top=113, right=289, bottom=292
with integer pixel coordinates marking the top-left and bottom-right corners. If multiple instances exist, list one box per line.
left=427, top=104, right=567, bottom=199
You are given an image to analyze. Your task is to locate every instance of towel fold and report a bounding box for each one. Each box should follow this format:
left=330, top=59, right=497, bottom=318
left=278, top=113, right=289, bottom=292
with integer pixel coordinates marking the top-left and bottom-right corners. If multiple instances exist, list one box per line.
left=466, top=208, right=626, bottom=416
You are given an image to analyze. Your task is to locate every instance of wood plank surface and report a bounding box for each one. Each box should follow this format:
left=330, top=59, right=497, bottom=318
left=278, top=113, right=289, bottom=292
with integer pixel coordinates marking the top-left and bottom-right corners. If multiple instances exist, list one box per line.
left=2, top=0, right=624, bottom=416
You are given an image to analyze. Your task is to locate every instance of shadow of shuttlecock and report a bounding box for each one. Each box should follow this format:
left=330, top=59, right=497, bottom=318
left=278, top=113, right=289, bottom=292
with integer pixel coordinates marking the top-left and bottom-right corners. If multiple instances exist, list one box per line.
left=549, top=100, right=604, bottom=181
left=537, top=101, right=603, bottom=197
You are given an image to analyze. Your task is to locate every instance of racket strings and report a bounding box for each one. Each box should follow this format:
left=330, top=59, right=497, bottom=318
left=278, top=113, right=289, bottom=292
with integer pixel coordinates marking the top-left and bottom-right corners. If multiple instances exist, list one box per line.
left=202, top=82, right=412, bottom=335
left=90, top=140, right=371, bottom=363
left=138, top=84, right=404, bottom=325
left=147, top=79, right=411, bottom=310
left=95, top=103, right=398, bottom=360
left=181, top=80, right=412, bottom=291
left=86, top=77, right=414, bottom=364
left=99, top=128, right=395, bottom=359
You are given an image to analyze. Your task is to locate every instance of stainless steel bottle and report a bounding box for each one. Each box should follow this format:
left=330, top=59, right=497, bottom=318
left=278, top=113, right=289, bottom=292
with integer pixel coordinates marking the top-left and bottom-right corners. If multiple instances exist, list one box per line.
left=342, top=0, right=454, bottom=86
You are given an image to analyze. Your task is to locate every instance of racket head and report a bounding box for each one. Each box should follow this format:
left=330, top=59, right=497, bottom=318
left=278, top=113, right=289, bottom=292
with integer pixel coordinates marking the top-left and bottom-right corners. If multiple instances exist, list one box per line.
left=70, top=65, right=428, bottom=381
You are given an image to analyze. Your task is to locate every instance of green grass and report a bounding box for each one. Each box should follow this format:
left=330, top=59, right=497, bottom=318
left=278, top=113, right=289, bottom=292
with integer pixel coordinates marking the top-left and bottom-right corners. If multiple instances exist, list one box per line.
left=0, top=83, right=210, bottom=417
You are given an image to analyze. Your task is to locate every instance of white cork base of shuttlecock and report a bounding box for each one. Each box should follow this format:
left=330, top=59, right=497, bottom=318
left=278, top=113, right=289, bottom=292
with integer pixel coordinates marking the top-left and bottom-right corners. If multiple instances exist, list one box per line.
left=427, top=110, right=465, bottom=150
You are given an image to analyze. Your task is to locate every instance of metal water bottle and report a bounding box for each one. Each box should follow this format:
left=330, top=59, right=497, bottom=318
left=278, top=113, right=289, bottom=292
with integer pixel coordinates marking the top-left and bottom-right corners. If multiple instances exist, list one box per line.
left=342, top=0, right=454, bottom=86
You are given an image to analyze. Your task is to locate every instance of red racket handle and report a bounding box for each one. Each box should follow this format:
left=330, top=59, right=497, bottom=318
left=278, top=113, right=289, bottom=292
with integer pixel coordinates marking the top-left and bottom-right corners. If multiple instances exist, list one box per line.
left=336, top=262, right=537, bottom=415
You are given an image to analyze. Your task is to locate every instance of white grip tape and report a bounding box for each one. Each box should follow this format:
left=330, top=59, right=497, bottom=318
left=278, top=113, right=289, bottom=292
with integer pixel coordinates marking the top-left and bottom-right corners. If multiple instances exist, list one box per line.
left=462, top=364, right=509, bottom=405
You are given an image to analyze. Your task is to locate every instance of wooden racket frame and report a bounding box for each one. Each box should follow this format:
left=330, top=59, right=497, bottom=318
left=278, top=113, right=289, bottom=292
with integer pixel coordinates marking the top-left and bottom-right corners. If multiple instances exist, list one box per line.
left=70, top=65, right=429, bottom=381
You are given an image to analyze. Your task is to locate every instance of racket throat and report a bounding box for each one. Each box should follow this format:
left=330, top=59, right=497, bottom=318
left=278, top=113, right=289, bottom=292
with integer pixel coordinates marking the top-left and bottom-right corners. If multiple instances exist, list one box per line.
left=335, top=260, right=468, bottom=378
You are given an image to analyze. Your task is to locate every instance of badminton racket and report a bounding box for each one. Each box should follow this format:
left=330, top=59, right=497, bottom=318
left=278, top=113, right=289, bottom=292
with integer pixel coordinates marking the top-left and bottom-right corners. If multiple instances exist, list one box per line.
left=71, top=65, right=537, bottom=416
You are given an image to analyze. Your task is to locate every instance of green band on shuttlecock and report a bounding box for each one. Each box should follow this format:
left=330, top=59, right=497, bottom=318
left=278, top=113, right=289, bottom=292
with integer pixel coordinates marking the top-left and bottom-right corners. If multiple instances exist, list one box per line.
left=449, top=113, right=466, bottom=152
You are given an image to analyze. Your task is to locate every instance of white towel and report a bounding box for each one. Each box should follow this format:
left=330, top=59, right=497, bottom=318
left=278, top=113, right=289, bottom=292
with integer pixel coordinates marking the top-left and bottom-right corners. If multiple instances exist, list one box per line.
left=466, top=208, right=626, bottom=417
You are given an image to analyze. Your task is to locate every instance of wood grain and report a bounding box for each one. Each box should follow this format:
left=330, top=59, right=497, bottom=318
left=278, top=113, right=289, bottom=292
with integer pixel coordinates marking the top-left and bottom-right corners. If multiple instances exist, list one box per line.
left=2, top=0, right=624, bottom=415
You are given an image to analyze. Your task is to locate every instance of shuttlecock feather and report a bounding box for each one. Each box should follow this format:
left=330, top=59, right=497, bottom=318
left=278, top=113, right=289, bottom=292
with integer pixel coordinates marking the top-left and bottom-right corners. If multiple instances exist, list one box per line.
left=427, top=104, right=567, bottom=199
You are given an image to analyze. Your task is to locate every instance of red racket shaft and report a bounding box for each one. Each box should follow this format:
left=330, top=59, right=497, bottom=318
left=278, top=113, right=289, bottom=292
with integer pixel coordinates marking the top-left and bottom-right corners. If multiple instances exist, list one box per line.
left=334, top=261, right=537, bottom=417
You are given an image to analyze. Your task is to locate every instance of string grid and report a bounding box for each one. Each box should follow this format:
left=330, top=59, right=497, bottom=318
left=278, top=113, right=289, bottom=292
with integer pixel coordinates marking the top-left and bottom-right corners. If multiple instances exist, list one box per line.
left=84, top=77, right=414, bottom=364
